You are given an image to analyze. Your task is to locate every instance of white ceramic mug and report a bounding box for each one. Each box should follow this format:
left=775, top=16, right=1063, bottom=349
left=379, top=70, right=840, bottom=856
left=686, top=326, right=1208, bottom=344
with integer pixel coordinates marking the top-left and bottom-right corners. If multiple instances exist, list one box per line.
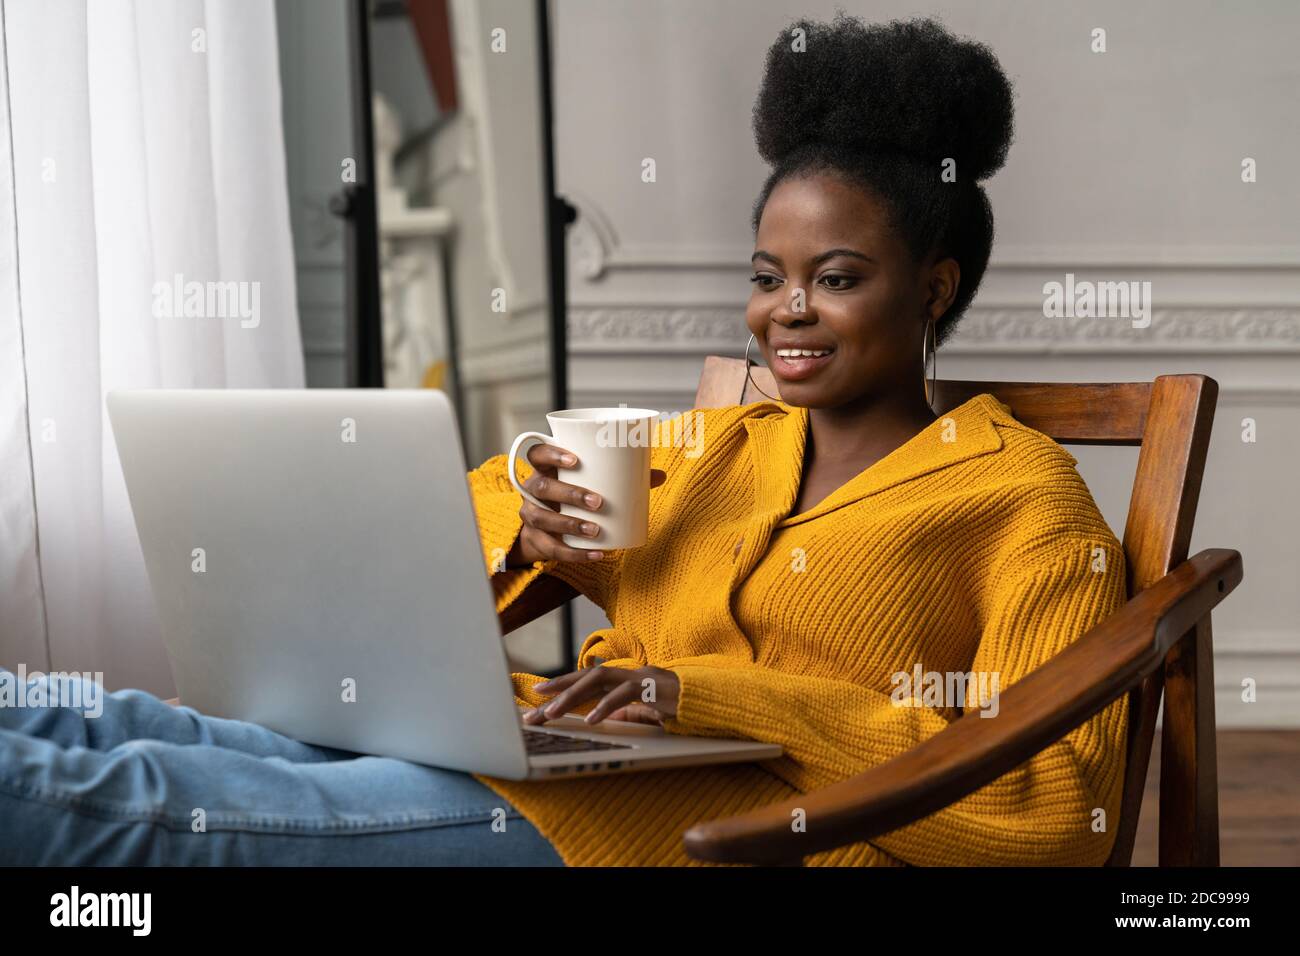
left=507, top=407, right=661, bottom=550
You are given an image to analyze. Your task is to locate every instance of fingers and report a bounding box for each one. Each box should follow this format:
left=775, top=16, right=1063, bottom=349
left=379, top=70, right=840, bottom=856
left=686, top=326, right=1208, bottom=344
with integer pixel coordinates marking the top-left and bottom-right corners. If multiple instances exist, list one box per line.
left=529, top=670, right=588, bottom=696
left=605, top=702, right=664, bottom=726
left=517, top=448, right=605, bottom=563
left=519, top=524, right=604, bottom=564
left=523, top=668, right=661, bottom=726
left=525, top=447, right=664, bottom=506
left=516, top=447, right=671, bottom=566
left=521, top=499, right=601, bottom=542
left=583, top=681, right=643, bottom=724
left=524, top=442, right=576, bottom=471
left=526, top=444, right=665, bottom=497
left=524, top=443, right=600, bottom=506
left=523, top=470, right=603, bottom=512
left=523, top=666, right=633, bottom=724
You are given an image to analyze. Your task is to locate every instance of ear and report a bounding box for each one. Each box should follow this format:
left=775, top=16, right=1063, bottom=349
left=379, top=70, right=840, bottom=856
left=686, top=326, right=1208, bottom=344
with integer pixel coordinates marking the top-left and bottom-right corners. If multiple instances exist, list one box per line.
left=925, top=257, right=961, bottom=323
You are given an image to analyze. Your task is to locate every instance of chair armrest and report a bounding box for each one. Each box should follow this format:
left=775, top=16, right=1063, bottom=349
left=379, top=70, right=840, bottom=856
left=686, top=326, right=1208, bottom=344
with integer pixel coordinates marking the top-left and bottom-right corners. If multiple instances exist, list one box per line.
left=683, top=547, right=1244, bottom=864
left=498, top=573, right=579, bottom=635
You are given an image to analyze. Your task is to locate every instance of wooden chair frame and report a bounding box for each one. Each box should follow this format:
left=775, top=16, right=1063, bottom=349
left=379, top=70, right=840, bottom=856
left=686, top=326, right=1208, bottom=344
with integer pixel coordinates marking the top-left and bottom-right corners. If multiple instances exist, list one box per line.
left=498, top=356, right=1243, bottom=867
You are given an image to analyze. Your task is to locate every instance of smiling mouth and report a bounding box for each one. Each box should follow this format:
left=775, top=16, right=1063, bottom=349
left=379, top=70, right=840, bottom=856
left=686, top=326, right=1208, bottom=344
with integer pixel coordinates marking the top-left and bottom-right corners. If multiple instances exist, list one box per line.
left=771, top=347, right=836, bottom=381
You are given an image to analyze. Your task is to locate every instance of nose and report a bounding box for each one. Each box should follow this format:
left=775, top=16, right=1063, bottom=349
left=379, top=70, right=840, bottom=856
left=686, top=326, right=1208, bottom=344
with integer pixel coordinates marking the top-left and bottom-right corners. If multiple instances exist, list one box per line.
left=771, top=284, right=816, bottom=326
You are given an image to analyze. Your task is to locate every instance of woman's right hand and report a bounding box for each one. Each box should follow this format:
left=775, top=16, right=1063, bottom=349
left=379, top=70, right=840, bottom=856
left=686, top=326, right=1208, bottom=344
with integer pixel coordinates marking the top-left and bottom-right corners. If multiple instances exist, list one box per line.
left=508, top=443, right=608, bottom=565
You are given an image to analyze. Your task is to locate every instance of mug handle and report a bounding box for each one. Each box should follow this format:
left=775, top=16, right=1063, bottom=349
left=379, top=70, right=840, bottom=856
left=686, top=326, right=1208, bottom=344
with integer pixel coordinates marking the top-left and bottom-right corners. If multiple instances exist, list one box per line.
left=507, top=431, right=560, bottom=510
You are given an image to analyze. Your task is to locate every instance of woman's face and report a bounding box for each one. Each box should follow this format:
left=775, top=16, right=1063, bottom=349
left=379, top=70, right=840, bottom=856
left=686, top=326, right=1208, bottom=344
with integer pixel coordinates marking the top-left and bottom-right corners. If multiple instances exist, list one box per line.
left=746, top=172, right=958, bottom=410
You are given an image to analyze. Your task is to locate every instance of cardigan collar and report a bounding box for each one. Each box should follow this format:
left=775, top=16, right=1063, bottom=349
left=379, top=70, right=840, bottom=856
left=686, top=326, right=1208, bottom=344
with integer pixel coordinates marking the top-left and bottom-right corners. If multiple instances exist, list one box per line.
left=741, top=392, right=1018, bottom=529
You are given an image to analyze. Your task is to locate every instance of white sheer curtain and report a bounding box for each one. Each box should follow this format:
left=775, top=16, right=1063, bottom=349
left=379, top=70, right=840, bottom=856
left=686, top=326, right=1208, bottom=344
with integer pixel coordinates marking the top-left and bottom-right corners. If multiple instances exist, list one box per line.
left=0, top=0, right=304, bottom=694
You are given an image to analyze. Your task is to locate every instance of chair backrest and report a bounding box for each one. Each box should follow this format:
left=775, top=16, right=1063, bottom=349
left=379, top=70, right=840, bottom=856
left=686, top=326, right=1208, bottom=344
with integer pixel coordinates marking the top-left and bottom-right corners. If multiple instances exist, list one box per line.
left=694, top=356, right=1219, bottom=866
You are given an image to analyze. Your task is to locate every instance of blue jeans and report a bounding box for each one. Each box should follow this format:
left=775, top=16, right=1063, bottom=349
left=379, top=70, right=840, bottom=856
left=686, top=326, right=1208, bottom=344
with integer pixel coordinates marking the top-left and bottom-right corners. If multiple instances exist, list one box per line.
left=0, top=668, right=563, bottom=865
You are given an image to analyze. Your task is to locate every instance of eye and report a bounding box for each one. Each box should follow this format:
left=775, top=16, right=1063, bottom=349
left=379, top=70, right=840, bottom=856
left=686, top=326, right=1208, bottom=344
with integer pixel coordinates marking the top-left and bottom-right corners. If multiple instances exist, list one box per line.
left=749, top=273, right=782, bottom=291
left=819, top=273, right=858, bottom=291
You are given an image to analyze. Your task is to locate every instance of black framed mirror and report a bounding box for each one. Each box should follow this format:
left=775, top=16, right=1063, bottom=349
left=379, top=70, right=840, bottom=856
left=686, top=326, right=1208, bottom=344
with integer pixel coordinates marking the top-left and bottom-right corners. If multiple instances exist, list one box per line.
left=277, top=0, right=573, bottom=673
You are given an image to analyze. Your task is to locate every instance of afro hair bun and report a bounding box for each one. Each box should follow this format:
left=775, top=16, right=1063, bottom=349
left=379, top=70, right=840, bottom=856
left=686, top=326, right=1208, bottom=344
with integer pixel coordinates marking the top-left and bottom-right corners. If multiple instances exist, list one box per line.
left=753, top=14, right=1015, bottom=181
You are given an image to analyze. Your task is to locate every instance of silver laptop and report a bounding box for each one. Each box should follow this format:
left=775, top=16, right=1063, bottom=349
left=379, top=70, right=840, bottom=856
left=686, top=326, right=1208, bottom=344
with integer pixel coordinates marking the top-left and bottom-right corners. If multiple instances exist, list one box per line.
left=106, top=388, right=781, bottom=780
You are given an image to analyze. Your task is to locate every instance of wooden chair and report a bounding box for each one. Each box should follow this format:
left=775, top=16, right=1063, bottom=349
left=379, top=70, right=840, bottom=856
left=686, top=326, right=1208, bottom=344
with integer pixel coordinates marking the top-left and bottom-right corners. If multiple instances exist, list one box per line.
left=499, top=356, right=1243, bottom=867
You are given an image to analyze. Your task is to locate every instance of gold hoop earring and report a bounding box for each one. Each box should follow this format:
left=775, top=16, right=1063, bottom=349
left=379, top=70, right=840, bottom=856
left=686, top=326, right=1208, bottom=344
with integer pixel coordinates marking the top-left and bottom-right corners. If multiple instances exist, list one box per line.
left=922, top=319, right=937, bottom=411
left=744, top=333, right=781, bottom=402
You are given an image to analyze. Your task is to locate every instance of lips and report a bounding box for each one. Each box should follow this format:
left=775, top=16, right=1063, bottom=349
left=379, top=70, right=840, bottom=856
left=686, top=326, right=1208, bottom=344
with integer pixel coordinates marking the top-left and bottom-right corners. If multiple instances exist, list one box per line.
left=767, top=342, right=837, bottom=381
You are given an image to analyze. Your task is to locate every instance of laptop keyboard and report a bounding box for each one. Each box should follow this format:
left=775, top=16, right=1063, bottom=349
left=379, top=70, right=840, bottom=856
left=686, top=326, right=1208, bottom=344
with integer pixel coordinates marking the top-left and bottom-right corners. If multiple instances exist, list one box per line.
left=522, top=728, right=635, bottom=755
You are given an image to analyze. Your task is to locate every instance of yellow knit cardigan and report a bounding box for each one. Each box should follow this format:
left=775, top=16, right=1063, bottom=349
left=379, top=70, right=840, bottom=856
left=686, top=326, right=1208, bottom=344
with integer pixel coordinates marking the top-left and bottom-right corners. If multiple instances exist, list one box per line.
left=465, top=393, right=1130, bottom=866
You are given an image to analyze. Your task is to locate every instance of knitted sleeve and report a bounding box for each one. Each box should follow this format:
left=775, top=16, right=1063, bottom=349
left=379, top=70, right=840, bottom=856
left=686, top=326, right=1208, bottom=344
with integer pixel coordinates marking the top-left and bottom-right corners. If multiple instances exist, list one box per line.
left=661, top=533, right=1130, bottom=866
left=465, top=452, right=622, bottom=615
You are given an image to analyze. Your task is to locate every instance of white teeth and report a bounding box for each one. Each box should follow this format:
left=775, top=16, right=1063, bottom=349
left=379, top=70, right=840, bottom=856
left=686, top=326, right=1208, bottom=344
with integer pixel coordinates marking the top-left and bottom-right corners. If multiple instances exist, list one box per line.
left=776, top=348, right=832, bottom=358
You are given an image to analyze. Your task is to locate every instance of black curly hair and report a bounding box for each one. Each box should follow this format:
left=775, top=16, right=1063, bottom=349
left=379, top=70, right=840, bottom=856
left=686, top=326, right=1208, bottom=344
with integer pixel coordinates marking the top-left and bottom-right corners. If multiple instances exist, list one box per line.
left=750, top=14, right=1015, bottom=346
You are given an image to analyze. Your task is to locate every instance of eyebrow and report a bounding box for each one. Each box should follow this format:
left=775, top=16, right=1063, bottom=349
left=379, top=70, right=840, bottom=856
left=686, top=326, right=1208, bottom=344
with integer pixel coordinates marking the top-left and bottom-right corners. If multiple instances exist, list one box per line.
left=751, top=248, right=875, bottom=268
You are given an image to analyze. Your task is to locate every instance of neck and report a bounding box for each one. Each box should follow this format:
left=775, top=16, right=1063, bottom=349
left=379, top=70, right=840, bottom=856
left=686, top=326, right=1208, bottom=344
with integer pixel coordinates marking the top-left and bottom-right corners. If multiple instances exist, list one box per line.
left=805, top=389, right=938, bottom=468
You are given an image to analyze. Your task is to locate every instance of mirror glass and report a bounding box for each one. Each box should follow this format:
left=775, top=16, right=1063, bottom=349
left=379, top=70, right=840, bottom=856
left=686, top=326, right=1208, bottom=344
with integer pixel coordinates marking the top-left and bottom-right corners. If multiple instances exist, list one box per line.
left=276, top=0, right=565, bottom=672
left=367, top=0, right=564, bottom=670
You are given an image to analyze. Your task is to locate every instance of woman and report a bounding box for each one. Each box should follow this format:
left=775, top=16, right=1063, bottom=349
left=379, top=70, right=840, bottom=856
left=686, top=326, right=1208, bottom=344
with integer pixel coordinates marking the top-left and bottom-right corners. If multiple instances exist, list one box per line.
left=0, top=15, right=1127, bottom=867
left=473, top=15, right=1127, bottom=867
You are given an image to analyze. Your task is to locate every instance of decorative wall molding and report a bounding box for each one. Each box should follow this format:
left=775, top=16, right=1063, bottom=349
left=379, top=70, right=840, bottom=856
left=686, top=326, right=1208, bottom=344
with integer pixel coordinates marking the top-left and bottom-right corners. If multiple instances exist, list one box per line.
left=567, top=306, right=1300, bottom=355
left=567, top=192, right=621, bottom=280
left=568, top=307, right=741, bottom=351
left=947, top=308, right=1300, bottom=351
